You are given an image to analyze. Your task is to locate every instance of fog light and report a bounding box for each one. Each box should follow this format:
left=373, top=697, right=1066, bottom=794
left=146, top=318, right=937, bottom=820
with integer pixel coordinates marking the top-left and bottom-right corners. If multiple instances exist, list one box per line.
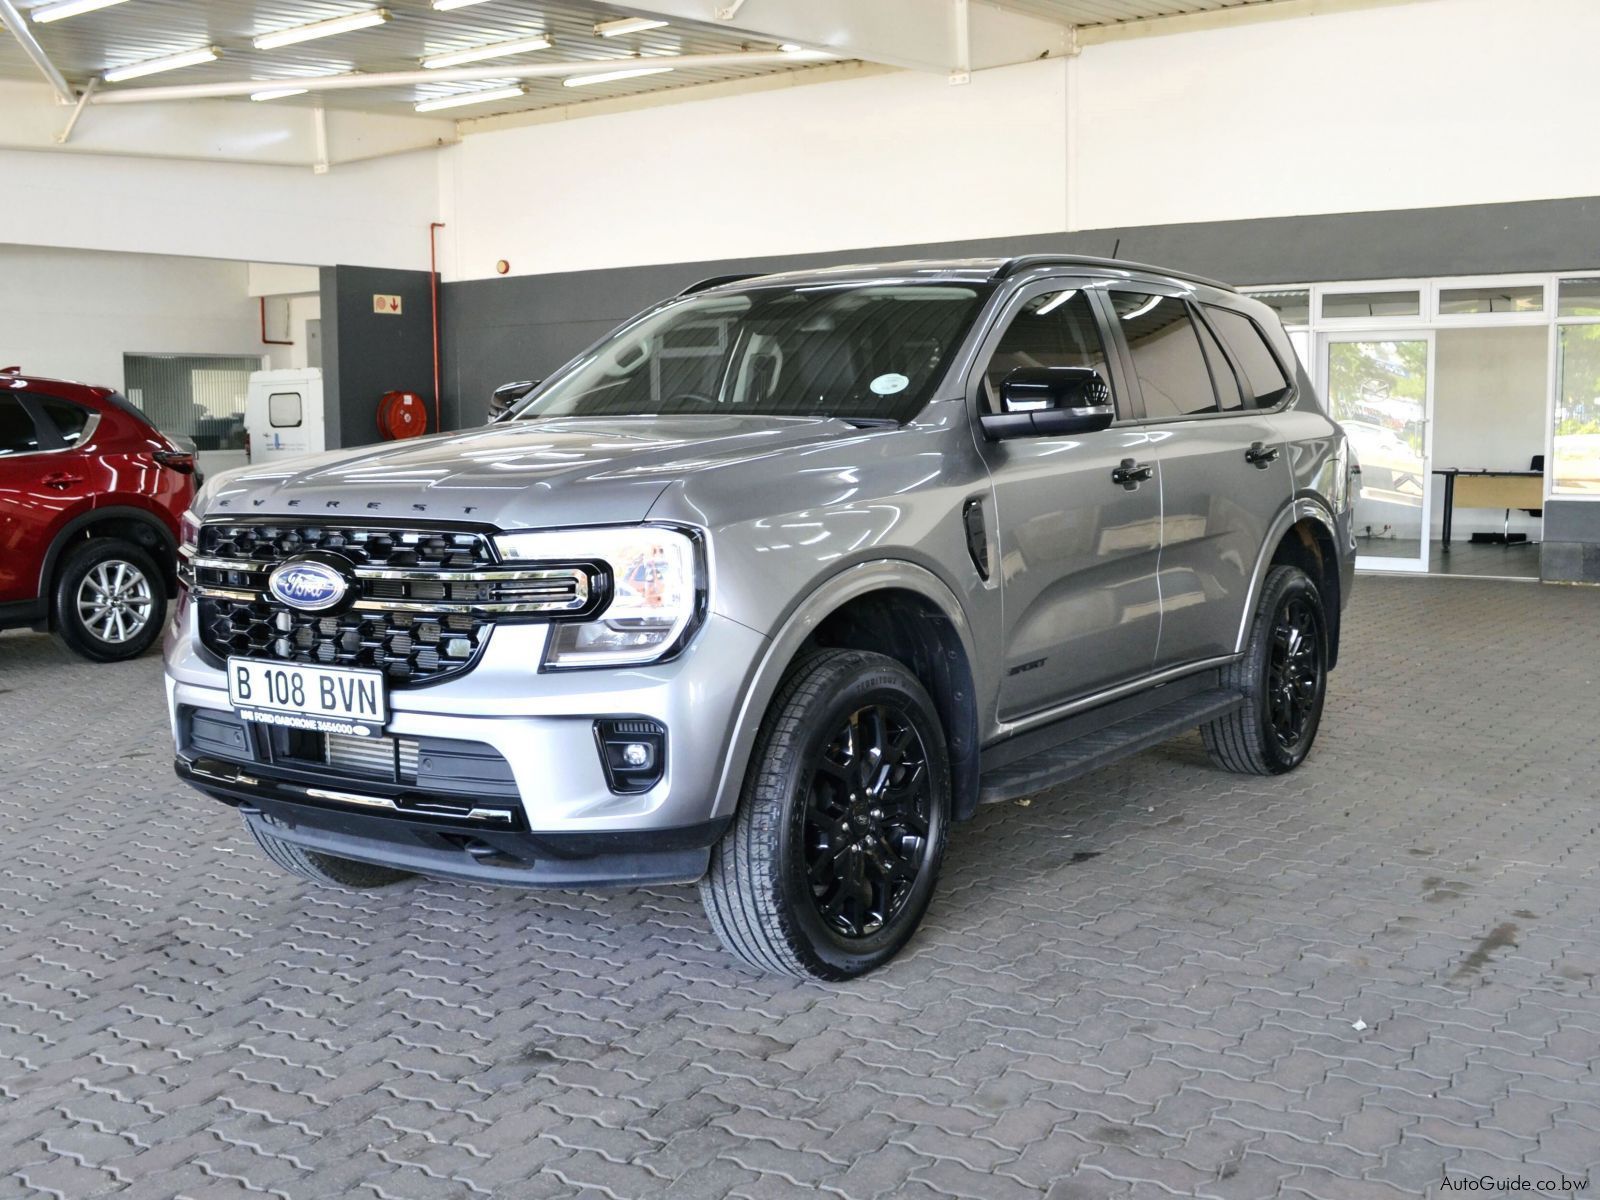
left=594, top=719, right=666, bottom=794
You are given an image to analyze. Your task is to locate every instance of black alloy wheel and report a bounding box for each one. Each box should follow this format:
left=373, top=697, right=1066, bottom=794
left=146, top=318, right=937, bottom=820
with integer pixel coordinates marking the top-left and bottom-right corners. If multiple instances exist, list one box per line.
left=1266, top=591, right=1325, bottom=752
left=801, top=702, right=934, bottom=940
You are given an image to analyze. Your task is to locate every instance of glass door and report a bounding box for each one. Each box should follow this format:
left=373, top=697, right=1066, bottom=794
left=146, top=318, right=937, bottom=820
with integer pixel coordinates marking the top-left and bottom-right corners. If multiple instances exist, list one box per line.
left=1320, top=332, right=1436, bottom=572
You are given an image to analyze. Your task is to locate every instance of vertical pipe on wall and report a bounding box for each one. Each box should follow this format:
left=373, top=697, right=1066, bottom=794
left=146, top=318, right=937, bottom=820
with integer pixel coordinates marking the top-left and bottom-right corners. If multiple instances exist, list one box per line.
left=429, top=221, right=445, bottom=432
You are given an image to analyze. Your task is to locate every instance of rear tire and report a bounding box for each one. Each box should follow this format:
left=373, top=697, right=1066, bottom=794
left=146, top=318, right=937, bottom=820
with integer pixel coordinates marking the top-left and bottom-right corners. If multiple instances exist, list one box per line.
left=245, top=818, right=416, bottom=889
left=700, top=649, right=950, bottom=981
left=52, top=537, right=166, bottom=663
left=1202, top=564, right=1328, bottom=775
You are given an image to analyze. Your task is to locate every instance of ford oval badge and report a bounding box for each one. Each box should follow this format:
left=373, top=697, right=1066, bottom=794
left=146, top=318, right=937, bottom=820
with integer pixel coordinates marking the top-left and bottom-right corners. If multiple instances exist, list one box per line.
left=267, top=559, right=348, bottom=612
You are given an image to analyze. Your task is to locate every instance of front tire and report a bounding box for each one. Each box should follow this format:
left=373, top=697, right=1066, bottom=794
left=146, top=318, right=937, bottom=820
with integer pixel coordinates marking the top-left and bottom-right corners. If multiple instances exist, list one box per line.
left=52, top=537, right=166, bottom=662
left=700, top=650, right=950, bottom=981
left=1202, top=564, right=1328, bottom=775
left=246, top=818, right=416, bottom=889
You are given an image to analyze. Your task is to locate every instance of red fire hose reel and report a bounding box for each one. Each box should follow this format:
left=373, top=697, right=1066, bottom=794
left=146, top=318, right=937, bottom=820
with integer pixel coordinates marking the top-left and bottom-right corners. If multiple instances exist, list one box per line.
left=376, top=390, right=429, bottom=440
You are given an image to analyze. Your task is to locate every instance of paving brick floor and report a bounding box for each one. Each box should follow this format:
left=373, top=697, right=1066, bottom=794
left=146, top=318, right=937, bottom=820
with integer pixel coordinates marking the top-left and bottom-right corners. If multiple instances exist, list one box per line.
left=1, top=576, right=1597, bottom=1199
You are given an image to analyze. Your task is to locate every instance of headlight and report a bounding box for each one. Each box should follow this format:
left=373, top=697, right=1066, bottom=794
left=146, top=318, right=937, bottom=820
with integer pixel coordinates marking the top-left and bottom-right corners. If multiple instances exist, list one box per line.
left=493, top=526, right=703, bottom=669
left=179, top=508, right=200, bottom=553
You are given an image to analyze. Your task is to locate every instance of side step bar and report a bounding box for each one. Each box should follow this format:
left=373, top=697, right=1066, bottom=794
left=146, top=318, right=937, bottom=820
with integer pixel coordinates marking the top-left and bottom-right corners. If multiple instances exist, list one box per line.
left=978, top=688, right=1246, bottom=805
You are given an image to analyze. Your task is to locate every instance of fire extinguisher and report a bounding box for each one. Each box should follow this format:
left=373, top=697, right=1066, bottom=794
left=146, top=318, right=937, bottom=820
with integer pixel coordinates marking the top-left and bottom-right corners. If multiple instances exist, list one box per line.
left=376, top=390, right=428, bottom=440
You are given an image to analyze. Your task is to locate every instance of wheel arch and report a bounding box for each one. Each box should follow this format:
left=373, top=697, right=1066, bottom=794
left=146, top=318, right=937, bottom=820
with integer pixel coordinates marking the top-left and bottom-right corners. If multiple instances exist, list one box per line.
left=1241, top=500, right=1344, bottom=670
left=711, top=561, right=983, bottom=823
left=40, top=505, right=179, bottom=619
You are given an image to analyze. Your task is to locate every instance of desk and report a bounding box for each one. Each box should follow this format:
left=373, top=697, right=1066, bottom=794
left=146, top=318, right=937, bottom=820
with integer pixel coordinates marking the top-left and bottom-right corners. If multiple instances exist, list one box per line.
left=1432, top=469, right=1544, bottom=547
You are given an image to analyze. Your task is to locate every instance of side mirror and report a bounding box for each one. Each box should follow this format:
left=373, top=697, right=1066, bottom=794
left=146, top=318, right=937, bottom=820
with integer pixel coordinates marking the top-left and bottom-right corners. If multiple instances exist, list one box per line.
left=980, top=367, right=1114, bottom=440
left=488, top=379, right=538, bottom=423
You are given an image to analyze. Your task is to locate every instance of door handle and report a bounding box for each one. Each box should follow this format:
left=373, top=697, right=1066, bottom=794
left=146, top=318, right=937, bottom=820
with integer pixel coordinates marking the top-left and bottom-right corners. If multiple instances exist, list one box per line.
left=1111, top=458, right=1154, bottom=490
left=42, top=472, right=83, bottom=489
left=1245, top=442, right=1281, bottom=468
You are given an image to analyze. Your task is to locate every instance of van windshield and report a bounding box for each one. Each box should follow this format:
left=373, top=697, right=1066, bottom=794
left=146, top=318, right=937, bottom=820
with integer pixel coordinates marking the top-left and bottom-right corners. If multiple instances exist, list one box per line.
left=513, top=282, right=992, bottom=425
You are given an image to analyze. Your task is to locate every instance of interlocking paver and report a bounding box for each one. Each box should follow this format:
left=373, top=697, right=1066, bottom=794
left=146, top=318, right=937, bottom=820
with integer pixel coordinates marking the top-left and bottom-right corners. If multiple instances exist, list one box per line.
left=3, top=576, right=1599, bottom=1199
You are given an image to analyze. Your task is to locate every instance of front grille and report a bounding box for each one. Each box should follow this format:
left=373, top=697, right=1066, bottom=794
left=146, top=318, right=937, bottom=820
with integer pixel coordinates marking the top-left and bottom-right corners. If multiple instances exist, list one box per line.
left=199, top=598, right=485, bottom=682
left=187, top=521, right=598, bottom=686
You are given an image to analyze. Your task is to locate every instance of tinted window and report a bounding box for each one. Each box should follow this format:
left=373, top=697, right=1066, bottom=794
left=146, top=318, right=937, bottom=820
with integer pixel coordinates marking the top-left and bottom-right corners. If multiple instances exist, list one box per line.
left=520, top=283, right=992, bottom=424
left=983, top=288, right=1114, bottom=414
left=269, top=392, right=303, bottom=428
left=0, top=396, right=42, bottom=457
left=36, top=397, right=91, bottom=445
left=1194, top=317, right=1244, bottom=412
left=1112, top=293, right=1217, bottom=418
left=1206, top=306, right=1292, bottom=407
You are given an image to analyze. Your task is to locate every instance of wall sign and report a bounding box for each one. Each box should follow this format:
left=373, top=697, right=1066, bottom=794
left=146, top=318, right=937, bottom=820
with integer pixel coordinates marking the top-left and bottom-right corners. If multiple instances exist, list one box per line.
left=373, top=294, right=403, bottom=315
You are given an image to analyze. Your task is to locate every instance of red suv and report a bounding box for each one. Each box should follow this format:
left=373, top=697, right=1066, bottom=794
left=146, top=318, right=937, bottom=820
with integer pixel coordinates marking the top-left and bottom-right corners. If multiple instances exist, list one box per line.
left=0, top=371, right=196, bottom=661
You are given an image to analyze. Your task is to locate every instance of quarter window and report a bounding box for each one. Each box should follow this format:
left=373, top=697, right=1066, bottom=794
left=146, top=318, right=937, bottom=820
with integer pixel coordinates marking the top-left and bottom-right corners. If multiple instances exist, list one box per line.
left=36, top=397, right=91, bottom=446
left=1205, top=306, right=1293, bottom=408
left=983, top=289, right=1114, bottom=414
left=1194, top=317, right=1244, bottom=412
left=0, top=396, right=42, bottom=457
left=1111, top=293, right=1217, bottom=419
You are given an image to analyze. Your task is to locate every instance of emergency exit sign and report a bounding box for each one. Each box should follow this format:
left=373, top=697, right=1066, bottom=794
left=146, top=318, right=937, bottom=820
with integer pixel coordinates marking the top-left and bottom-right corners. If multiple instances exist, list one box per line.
left=373, top=294, right=403, bottom=315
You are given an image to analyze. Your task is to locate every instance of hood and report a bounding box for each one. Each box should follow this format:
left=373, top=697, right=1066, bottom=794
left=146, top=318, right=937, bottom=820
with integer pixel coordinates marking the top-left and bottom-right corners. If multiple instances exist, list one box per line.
left=201, top=415, right=864, bottom=529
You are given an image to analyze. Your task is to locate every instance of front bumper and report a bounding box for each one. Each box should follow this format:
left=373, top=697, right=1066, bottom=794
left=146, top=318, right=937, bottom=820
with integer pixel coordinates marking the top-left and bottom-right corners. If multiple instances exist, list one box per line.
left=164, top=599, right=768, bottom=885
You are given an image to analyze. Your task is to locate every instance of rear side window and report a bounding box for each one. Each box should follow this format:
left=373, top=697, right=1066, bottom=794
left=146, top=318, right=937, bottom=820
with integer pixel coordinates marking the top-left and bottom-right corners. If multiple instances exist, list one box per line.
left=0, top=396, right=42, bottom=456
left=983, top=289, right=1115, bottom=415
left=36, top=397, right=91, bottom=445
left=1111, top=293, right=1217, bottom=418
left=268, top=392, right=303, bottom=428
left=1205, top=306, right=1292, bottom=407
left=1193, top=317, right=1245, bottom=412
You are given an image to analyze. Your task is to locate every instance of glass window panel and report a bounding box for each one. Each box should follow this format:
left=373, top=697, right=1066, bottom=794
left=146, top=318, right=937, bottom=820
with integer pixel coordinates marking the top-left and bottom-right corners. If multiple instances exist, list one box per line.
left=983, top=289, right=1114, bottom=414
left=268, top=392, right=303, bottom=428
left=1555, top=325, right=1600, bottom=496
left=1206, top=306, right=1292, bottom=408
left=1193, top=313, right=1244, bottom=412
left=0, top=396, right=42, bottom=456
left=35, top=396, right=90, bottom=445
left=1557, top=278, right=1600, bottom=319
left=1321, top=290, right=1422, bottom=320
left=1438, top=284, right=1543, bottom=316
left=1248, top=289, right=1310, bottom=326
left=1112, top=293, right=1217, bottom=418
left=1326, top=339, right=1430, bottom=560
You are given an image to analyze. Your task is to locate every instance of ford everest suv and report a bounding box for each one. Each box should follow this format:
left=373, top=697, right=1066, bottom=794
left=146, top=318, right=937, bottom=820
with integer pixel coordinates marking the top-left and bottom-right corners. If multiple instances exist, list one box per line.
left=165, top=257, right=1355, bottom=980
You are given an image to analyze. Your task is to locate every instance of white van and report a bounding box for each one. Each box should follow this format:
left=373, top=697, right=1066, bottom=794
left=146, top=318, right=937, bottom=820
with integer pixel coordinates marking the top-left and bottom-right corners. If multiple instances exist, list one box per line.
left=244, top=368, right=325, bottom=464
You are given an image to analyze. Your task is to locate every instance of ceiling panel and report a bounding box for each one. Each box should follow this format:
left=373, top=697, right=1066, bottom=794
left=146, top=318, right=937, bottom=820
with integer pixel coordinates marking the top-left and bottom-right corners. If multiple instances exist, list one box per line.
left=990, top=0, right=1283, bottom=25
left=0, top=0, right=810, bottom=118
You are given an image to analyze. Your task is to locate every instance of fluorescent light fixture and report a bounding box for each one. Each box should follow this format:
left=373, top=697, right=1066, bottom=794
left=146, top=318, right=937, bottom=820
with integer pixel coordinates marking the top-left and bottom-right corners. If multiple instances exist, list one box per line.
left=593, top=17, right=667, bottom=37
left=414, top=84, right=524, bottom=112
left=563, top=65, right=672, bottom=87
left=432, top=0, right=493, bottom=7
left=423, top=33, right=551, bottom=69
left=1034, top=289, right=1078, bottom=316
left=103, top=45, right=219, bottom=82
left=253, top=7, right=389, bottom=51
left=30, top=0, right=130, bottom=23
left=251, top=86, right=308, bottom=100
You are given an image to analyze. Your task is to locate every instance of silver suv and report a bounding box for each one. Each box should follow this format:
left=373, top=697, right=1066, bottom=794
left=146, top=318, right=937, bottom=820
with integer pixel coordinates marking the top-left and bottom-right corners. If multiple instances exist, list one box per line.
left=165, top=256, right=1355, bottom=980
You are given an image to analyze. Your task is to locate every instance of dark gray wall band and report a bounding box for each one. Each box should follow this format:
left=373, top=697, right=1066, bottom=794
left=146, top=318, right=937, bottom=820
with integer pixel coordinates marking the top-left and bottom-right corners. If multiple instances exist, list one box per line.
left=320, top=265, right=442, bottom=448
left=441, top=194, right=1600, bottom=422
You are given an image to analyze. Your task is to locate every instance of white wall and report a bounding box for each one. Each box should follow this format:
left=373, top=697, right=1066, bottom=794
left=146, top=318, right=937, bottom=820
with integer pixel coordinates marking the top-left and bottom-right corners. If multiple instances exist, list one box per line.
left=436, top=58, right=1070, bottom=281
left=1071, top=0, right=1600, bottom=231
left=1, top=144, right=442, bottom=270
left=0, top=244, right=305, bottom=389
left=1431, top=326, right=1548, bottom=537
left=435, top=0, right=1600, bottom=283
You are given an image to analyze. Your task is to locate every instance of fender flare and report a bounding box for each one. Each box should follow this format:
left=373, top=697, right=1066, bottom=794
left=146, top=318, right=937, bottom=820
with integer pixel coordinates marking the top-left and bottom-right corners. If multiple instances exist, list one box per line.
left=709, top=559, right=980, bottom=820
left=1235, top=495, right=1342, bottom=657
left=38, top=505, right=179, bottom=603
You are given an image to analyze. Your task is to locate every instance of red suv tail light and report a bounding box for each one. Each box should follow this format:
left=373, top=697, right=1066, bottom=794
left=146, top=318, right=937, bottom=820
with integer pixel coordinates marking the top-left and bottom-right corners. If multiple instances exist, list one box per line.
left=153, top=448, right=196, bottom=473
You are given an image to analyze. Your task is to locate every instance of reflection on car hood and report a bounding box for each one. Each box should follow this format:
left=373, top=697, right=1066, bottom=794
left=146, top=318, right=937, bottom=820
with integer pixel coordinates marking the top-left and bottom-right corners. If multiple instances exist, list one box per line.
left=201, top=415, right=863, bottom=529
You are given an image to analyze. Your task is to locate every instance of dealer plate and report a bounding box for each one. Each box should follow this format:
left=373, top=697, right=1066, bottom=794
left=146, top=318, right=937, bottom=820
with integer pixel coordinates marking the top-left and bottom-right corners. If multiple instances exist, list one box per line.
left=226, top=657, right=386, bottom=737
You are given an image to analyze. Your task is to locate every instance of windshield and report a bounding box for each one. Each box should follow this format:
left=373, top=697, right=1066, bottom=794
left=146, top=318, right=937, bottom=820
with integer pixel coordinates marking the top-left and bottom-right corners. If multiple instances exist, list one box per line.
left=514, top=282, right=992, bottom=424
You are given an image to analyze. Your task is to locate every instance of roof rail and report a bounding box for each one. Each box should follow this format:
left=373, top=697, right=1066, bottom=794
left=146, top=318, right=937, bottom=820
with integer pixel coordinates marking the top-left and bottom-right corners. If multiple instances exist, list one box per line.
left=679, top=273, right=759, bottom=296
left=994, top=254, right=1235, bottom=293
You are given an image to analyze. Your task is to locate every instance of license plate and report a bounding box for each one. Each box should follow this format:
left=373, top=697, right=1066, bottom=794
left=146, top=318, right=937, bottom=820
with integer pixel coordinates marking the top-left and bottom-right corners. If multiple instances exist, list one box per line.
left=226, top=658, right=386, bottom=737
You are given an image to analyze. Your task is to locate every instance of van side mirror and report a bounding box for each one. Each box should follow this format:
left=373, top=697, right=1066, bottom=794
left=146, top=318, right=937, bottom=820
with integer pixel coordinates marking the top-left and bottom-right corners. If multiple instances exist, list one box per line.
left=489, top=379, right=538, bottom=422
left=980, top=367, right=1114, bottom=440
